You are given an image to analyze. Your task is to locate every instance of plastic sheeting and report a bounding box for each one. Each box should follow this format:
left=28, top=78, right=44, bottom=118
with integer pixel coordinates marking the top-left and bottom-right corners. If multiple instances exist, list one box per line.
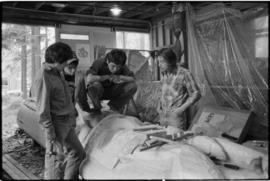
left=186, top=3, right=268, bottom=138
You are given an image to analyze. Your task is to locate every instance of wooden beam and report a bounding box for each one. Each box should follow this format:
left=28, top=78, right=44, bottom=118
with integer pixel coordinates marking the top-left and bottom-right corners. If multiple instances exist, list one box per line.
left=3, top=154, right=40, bottom=180
left=74, top=6, right=89, bottom=14
left=35, top=2, right=45, bottom=10
left=139, top=9, right=171, bottom=20
left=94, top=7, right=109, bottom=15
left=21, top=36, right=27, bottom=99
left=56, top=6, right=66, bottom=13
left=121, top=2, right=146, bottom=18
left=2, top=7, right=150, bottom=30
left=127, top=2, right=170, bottom=19
left=12, top=2, right=18, bottom=7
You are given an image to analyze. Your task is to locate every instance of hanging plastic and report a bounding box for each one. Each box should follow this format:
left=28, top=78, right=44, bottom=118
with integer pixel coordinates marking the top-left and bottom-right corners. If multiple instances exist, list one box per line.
left=186, top=3, right=268, bottom=139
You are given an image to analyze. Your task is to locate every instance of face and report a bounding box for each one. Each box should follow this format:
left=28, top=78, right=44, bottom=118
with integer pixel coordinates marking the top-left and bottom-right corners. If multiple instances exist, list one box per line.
left=64, top=63, right=77, bottom=75
left=107, top=62, right=122, bottom=74
left=158, top=56, right=169, bottom=72
left=55, top=61, right=68, bottom=71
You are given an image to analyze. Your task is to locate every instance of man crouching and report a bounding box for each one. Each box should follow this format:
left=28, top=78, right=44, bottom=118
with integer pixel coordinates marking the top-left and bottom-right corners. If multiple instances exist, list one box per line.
left=85, top=49, right=137, bottom=114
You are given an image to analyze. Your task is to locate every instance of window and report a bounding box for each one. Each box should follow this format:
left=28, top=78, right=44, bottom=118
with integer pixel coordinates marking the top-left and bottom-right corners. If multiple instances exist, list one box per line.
left=60, top=33, right=89, bottom=40
left=2, top=77, right=8, bottom=86
left=254, top=16, right=268, bottom=58
left=162, top=20, right=166, bottom=46
left=116, top=31, right=150, bottom=50
left=2, top=23, right=55, bottom=98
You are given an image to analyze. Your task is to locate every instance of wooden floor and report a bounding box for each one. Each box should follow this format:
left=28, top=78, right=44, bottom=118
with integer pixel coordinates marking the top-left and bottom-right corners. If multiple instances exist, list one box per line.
left=2, top=154, right=40, bottom=180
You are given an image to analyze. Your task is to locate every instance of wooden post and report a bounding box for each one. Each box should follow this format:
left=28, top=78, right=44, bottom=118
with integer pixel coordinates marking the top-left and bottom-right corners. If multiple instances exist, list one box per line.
left=31, top=26, right=41, bottom=82
left=31, top=27, right=36, bottom=82
left=182, top=6, right=188, bottom=69
left=21, top=35, right=27, bottom=99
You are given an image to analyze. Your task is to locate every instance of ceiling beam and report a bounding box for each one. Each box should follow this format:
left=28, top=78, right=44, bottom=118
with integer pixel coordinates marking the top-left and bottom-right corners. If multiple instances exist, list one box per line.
left=125, top=2, right=170, bottom=19
left=12, top=2, right=18, bottom=7
left=138, top=8, right=171, bottom=20
left=74, top=6, right=90, bottom=14
left=35, top=2, right=46, bottom=10
left=94, top=7, right=109, bottom=15
left=56, top=6, right=67, bottom=13
left=122, top=3, right=147, bottom=18
left=2, top=6, right=150, bottom=30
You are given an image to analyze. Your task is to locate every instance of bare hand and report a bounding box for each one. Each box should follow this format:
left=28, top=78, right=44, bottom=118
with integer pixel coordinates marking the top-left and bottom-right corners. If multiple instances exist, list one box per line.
left=86, top=74, right=92, bottom=84
left=110, top=75, right=122, bottom=83
left=166, top=125, right=183, bottom=135
left=45, top=126, right=56, bottom=142
left=43, top=62, right=54, bottom=70
left=101, top=75, right=110, bottom=81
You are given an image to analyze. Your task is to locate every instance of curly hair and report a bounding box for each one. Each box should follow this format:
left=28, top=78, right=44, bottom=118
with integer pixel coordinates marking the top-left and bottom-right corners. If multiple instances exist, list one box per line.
left=45, top=42, right=73, bottom=64
left=106, top=49, right=127, bottom=66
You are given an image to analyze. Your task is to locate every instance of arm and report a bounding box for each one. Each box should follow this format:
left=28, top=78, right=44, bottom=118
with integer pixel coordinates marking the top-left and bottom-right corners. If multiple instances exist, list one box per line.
left=174, top=71, right=201, bottom=115
left=112, top=75, right=135, bottom=83
left=86, top=73, right=110, bottom=83
left=85, top=59, right=110, bottom=84
left=111, top=66, right=135, bottom=83
left=35, top=73, right=55, bottom=141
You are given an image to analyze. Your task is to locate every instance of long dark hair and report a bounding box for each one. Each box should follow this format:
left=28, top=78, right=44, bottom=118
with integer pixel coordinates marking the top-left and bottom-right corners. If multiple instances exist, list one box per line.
left=158, top=48, right=177, bottom=67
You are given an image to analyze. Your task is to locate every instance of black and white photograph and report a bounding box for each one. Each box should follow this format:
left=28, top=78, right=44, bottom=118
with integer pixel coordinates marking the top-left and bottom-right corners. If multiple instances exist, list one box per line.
left=1, top=1, right=268, bottom=180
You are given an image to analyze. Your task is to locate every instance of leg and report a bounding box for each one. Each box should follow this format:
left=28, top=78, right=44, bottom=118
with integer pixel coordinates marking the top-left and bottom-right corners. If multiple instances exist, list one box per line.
left=86, top=82, right=104, bottom=111
left=105, top=82, right=137, bottom=113
left=63, top=128, right=86, bottom=179
left=44, top=129, right=67, bottom=180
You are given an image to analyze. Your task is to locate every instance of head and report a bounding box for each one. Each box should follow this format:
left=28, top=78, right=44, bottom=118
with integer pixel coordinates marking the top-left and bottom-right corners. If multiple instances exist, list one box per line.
left=64, top=52, right=79, bottom=76
left=45, top=42, right=73, bottom=71
left=106, top=49, right=127, bottom=74
left=157, top=48, right=177, bottom=73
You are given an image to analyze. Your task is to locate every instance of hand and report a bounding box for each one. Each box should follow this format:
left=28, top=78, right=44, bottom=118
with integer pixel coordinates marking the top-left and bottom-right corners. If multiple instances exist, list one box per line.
left=166, top=125, right=182, bottom=135
left=86, top=74, right=92, bottom=85
left=110, top=75, right=122, bottom=83
left=101, top=75, right=110, bottom=81
left=157, top=101, right=162, bottom=114
left=42, top=62, right=54, bottom=70
left=170, top=107, right=185, bottom=117
left=45, top=126, right=56, bottom=142
left=47, top=139, right=64, bottom=157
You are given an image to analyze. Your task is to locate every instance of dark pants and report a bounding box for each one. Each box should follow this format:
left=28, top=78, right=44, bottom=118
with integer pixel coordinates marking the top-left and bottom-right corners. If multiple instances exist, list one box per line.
left=87, top=81, right=137, bottom=112
left=44, top=118, right=86, bottom=179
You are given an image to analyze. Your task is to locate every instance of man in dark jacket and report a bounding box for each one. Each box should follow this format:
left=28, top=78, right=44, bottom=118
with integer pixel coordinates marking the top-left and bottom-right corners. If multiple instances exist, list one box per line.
left=79, top=49, right=137, bottom=114
left=31, top=42, right=85, bottom=179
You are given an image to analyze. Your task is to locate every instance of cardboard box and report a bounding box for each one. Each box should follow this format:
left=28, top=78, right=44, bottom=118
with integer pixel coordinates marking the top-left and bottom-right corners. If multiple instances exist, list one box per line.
left=189, top=105, right=254, bottom=143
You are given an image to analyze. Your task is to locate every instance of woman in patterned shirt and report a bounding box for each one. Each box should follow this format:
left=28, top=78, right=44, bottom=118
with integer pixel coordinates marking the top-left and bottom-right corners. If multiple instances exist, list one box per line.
left=157, top=48, right=201, bottom=131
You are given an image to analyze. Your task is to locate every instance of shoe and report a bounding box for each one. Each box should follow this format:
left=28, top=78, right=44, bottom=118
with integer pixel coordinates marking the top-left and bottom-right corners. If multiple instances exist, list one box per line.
left=89, top=108, right=102, bottom=115
left=107, top=102, right=122, bottom=114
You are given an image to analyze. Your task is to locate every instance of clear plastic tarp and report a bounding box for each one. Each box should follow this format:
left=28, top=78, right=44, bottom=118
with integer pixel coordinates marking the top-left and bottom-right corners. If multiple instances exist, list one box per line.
left=186, top=3, right=268, bottom=138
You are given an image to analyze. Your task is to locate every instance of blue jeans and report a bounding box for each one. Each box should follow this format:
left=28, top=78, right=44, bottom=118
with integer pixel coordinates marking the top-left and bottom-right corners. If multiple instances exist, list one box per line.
left=44, top=119, right=86, bottom=179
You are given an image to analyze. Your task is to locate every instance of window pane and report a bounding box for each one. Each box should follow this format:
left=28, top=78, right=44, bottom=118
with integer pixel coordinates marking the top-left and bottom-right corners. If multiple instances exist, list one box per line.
left=117, top=32, right=149, bottom=50
left=254, top=16, right=268, bottom=30
left=256, top=36, right=268, bottom=57
left=60, top=33, right=89, bottom=40
left=116, top=32, right=124, bottom=48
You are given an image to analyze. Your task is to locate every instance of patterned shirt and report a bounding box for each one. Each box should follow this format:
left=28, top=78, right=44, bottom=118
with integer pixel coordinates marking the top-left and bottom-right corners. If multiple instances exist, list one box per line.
left=31, top=66, right=77, bottom=128
left=160, top=67, right=201, bottom=116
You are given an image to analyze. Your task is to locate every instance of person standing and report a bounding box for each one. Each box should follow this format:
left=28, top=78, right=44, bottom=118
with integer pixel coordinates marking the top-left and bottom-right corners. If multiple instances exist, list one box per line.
left=157, top=48, right=201, bottom=131
left=31, top=42, right=85, bottom=179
